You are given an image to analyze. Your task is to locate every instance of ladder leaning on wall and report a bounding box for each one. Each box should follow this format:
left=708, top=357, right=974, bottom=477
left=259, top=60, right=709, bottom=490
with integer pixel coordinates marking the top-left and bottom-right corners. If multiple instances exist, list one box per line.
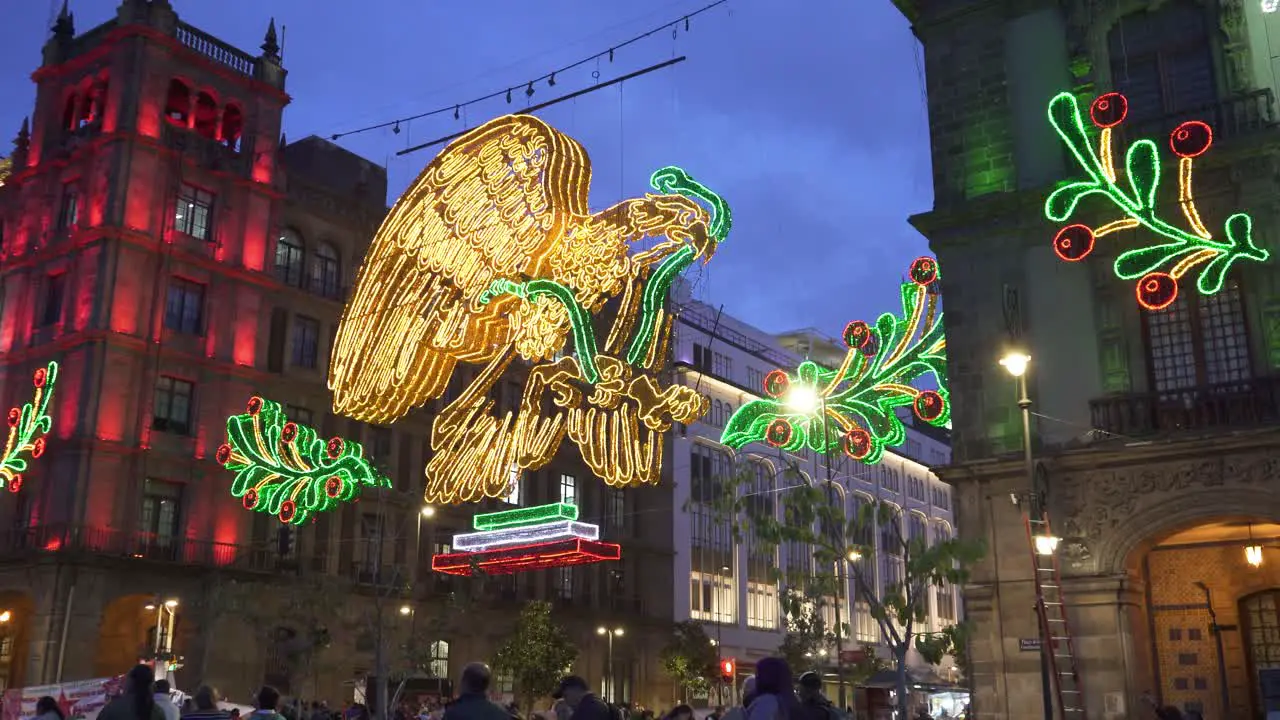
left=1025, top=513, right=1088, bottom=718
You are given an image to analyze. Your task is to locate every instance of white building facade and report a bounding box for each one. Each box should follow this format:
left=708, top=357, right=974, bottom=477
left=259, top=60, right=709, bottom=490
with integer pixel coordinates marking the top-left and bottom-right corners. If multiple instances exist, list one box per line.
left=668, top=290, right=958, bottom=701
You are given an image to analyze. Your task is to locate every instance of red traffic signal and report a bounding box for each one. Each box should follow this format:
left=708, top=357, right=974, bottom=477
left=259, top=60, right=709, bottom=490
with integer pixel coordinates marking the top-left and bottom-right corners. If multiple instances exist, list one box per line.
left=720, top=658, right=735, bottom=681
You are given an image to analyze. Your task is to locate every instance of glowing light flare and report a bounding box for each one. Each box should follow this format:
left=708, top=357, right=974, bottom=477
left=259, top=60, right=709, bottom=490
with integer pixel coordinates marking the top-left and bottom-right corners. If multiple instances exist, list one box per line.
left=1246, top=544, right=1264, bottom=567
left=1033, top=535, right=1061, bottom=556
left=1045, top=92, right=1268, bottom=310
left=328, top=114, right=731, bottom=504
left=218, top=396, right=390, bottom=525
left=430, top=537, right=622, bottom=576
left=0, top=362, right=58, bottom=492
left=721, top=260, right=948, bottom=465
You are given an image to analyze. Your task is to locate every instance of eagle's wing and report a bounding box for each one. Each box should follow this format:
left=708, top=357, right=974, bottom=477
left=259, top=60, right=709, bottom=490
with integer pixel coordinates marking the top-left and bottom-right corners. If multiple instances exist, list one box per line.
left=329, top=115, right=592, bottom=424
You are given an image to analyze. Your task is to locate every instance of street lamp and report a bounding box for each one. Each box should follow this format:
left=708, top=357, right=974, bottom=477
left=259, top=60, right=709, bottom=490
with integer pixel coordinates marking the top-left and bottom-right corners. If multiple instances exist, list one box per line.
left=999, top=351, right=1052, bottom=720
left=0, top=611, right=11, bottom=623
left=785, top=385, right=848, bottom=710
left=399, top=605, right=412, bottom=616
left=416, top=506, right=436, bottom=587
left=597, top=626, right=624, bottom=703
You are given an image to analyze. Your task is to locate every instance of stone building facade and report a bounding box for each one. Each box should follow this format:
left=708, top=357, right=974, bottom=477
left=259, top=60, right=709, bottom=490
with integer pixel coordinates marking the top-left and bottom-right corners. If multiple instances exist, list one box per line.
left=0, top=0, right=677, bottom=707
left=892, top=0, right=1280, bottom=717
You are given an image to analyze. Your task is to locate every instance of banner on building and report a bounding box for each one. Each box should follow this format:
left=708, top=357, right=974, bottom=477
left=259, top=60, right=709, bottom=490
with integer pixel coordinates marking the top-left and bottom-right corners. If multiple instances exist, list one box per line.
left=1, top=676, right=125, bottom=720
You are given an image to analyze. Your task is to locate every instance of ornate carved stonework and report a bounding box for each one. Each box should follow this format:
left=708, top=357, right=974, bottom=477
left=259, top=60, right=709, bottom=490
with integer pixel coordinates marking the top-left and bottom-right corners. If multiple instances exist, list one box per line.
left=1051, top=447, right=1280, bottom=572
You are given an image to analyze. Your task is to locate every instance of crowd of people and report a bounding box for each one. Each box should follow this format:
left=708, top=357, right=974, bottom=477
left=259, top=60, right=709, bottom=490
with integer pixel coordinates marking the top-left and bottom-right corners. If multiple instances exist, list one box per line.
left=30, top=657, right=960, bottom=720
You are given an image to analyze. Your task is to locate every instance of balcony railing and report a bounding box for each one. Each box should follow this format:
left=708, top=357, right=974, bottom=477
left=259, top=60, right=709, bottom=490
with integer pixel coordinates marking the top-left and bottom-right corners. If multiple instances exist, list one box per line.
left=1123, top=90, right=1277, bottom=147
left=0, top=524, right=274, bottom=570
left=174, top=22, right=257, bottom=77
left=1090, top=375, right=1280, bottom=437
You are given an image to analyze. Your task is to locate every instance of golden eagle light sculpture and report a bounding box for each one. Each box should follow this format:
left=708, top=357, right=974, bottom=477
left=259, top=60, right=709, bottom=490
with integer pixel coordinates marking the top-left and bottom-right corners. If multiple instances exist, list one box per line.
left=329, top=115, right=730, bottom=504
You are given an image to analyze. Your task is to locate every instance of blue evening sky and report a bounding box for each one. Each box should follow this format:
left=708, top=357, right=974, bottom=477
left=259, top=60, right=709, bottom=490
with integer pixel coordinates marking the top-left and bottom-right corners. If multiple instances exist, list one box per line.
left=0, top=1, right=933, bottom=340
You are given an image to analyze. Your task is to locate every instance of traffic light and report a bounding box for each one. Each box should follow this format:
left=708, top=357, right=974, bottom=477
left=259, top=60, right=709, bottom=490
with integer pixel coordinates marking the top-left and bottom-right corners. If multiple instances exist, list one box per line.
left=720, top=658, right=735, bottom=682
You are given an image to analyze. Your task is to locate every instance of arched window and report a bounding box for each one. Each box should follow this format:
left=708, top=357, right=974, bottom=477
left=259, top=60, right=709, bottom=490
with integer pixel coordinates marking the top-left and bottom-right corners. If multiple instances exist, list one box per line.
left=428, top=640, right=449, bottom=679
left=275, top=230, right=304, bottom=287
left=1107, top=0, right=1215, bottom=124
left=84, top=79, right=108, bottom=128
left=164, top=79, right=190, bottom=124
left=193, top=92, right=218, bottom=138
left=309, top=242, right=340, bottom=298
left=220, top=104, right=243, bottom=151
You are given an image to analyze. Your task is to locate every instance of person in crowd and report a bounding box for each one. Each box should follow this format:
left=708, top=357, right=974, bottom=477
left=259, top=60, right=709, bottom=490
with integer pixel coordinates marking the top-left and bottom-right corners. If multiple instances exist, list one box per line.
left=248, top=687, right=284, bottom=720
left=746, top=658, right=798, bottom=720
left=100, top=665, right=166, bottom=720
left=659, top=706, right=691, bottom=720
left=180, top=686, right=230, bottom=720
left=230, top=710, right=241, bottom=720
left=442, top=663, right=510, bottom=720
left=721, top=676, right=757, bottom=720
left=795, top=672, right=837, bottom=720
left=35, top=696, right=65, bottom=720
left=550, top=677, right=610, bottom=720
left=153, top=680, right=180, bottom=720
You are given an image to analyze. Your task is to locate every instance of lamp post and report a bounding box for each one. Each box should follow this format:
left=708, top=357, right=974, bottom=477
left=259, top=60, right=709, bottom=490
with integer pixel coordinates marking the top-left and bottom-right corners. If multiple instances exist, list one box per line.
left=1193, top=581, right=1231, bottom=716
left=416, top=506, right=436, bottom=585
left=998, top=351, right=1052, bottom=720
left=786, top=386, right=847, bottom=709
left=597, top=626, right=624, bottom=703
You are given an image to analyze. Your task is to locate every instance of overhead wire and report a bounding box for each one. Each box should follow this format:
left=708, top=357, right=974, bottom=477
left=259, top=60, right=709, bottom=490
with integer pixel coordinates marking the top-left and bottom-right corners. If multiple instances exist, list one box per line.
left=327, top=0, right=729, bottom=142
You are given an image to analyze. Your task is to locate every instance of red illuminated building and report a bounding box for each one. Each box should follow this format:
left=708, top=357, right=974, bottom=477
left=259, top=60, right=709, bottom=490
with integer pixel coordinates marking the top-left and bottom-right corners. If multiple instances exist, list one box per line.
left=0, top=1, right=678, bottom=702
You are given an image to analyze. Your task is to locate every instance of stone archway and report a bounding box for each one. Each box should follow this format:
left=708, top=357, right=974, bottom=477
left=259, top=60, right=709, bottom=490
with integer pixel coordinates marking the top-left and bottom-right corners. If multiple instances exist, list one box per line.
left=0, top=592, right=35, bottom=690
left=1122, top=515, right=1280, bottom=719
left=95, top=594, right=175, bottom=678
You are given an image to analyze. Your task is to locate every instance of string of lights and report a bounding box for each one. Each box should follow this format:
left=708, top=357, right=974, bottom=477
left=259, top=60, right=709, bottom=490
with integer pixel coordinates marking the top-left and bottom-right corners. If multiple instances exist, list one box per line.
left=327, top=0, right=729, bottom=142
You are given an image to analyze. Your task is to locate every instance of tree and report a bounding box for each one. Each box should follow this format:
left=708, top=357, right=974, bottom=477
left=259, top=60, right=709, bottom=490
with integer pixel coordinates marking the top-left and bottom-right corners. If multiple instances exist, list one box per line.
left=775, top=585, right=838, bottom=674
left=710, top=460, right=984, bottom=719
left=493, top=601, right=578, bottom=714
left=659, top=620, right=718, bottom=702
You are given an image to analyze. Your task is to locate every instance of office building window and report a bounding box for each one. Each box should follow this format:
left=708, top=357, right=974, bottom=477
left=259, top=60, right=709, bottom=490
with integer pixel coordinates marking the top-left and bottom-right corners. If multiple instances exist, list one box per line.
left=152, top=376, right=194, bottom=435
left=936, top=582, right=956, bottom=622
left=40, top=274, right=66, bottom=327
left=1107, top=0, right=1215, bottom=124
left=608, top=488, right=625, bottom=531
left=692, top=343, right=712, bottom=373
left=164, top=278, right=205, bottom=335
left=559, top=473, right=577, bottom=505
left=139, top=478, right=182, bottom=545
left=310, top=242, right=341, bottom=298
left=746, top=367, right=763, bottom=392
left=174, top=184, right=214, bottom=240
left=854, top=598, right=879, bottom=643
left=1145, top=283, right=1251, bottom=395
left=291, top=315, right=320, bottom=368
left=713, top=352, right=732, bottom=381
left=556, top=567, right=573, bottom=599
left=746, top=581, right=779, bottom=629
left=276, top=230, right=305, bottom=287
left=689, top=572, right=734, bottom=623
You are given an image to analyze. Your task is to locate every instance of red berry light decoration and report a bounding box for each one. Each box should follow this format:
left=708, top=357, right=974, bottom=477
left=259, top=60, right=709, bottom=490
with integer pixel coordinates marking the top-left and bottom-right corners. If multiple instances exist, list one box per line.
left=1089, top=92, right=1128, bottom=128
left=913, top=390, right=947, bottom=423
left=1046, top=91, right=1268, bottom=311
left=220, top=396, right=389, bottom=525
left=1137, top=272, right=1178, bottom=311
left=763, top=369, right=790, bottom=398
left=1053, top=224, right=1095, bottom=262
left=909, top=256, right=939, bottom=286
left=0, top=361, right=59, bottom=494
left=1170, top=121, right=1212, bottom=159
left=843, top=321, right=871, bottom=350
left=765, top=418, right=793, bottom=448
left=842, top=429, right=872, bottom=461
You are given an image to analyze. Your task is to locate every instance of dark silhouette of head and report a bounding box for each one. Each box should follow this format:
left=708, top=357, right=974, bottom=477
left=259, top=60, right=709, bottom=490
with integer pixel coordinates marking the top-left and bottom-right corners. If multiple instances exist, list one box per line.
left=754, top=657, right=793, bottom=697
left=154, top=680, right=171, bottom=695
left=36, top=696, right=63, bottom=720
left=797, top=671, right=821, bottom=701
left=126, top=665, right=157, bottom=720
left=552, top=676, right=589, bottom=708
left=194, top=687, right=220, bottom=711
left=257, top=687, right=281, bottom=712
left=460, top=663, right=492, bottom=695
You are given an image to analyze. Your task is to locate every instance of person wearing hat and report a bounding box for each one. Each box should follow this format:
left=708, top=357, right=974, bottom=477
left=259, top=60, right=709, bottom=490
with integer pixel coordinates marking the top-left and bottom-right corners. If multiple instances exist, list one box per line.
left=550, top=676, right=611, bottom=720
left=794, top=672, right=836, bottom=720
